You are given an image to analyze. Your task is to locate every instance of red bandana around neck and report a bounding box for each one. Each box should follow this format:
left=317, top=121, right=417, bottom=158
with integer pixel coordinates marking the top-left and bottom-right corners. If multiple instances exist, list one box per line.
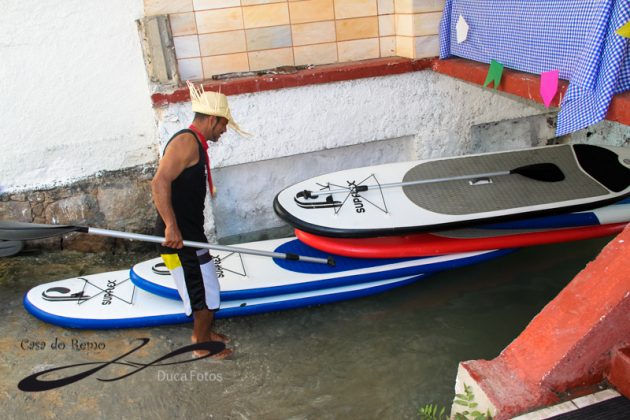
left=188, top=124, right=215, bottom=197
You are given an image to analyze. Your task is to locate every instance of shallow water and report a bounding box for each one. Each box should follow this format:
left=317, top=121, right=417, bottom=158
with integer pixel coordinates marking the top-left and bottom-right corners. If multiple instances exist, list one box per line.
left=0, top=235, right=614, bottom=419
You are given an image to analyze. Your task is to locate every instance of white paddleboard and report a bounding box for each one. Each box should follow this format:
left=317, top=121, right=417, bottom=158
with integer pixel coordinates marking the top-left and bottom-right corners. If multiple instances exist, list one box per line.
left=274, top=144, right=630, bottom=237
left=475, top=198, right=630, bottom=229
left=130, top=237, right=511, bottom=300
left=23, top=270, right=425, bottom=329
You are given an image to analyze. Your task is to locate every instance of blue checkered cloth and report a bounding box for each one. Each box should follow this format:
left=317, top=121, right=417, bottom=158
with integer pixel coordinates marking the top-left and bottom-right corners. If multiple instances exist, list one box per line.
left=439, top=0, right=630, bottom=136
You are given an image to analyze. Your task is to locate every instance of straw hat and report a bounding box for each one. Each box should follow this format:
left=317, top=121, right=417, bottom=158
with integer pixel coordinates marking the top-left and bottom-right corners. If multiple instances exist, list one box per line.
left=187, top=81, right=250, bottom=137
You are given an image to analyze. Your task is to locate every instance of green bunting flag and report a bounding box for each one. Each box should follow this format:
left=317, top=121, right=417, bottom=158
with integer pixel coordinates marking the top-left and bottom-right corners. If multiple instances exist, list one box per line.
left=483, top=60, right=504, bottom=90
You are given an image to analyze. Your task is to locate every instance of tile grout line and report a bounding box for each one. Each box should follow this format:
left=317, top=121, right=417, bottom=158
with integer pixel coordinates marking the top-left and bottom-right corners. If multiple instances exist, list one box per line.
left=286, top=0, right=296, bottom=67
left=333, top=0, right=340, bottom=64
left=240, top=1, right=251, bottom=73
left=192, top=7, right=201, bottom=80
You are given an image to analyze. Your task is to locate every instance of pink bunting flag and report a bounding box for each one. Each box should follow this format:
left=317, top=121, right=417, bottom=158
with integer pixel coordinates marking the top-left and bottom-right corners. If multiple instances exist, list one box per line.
left=540, top=70, right=559, bottom=108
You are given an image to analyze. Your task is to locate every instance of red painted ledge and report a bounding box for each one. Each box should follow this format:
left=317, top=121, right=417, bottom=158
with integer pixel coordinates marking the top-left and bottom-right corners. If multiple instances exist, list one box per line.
left=432, top=57, right=630, bottom=126
left=609, top=346, right=630, bottom=399
left=150, top=57, right=433, bottom=106
left=151, top=56, right=630, bottom=127
left=432, top=58, right=568, bottom=108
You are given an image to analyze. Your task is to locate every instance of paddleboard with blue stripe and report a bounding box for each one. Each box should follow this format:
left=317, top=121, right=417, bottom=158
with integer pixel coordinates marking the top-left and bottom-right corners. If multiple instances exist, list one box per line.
left=23, top=270, right=426, bottom=329
left=130, top=237, right=511, bottom=301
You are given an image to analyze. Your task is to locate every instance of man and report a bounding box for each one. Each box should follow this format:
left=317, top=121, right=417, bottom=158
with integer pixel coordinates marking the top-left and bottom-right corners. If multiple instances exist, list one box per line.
left=152, top=81, right=249, bottom=358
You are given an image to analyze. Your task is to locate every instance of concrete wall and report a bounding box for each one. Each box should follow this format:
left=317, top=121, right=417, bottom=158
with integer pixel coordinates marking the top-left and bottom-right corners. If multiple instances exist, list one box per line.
left=0, top=0, right=157, bottom=194
left=156, top=71, right=552, bottom=241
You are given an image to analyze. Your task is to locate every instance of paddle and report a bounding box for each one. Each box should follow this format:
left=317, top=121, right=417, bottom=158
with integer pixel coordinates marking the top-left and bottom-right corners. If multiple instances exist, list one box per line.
left=0, top=221, right=335, bottom=266
left=297, top=163, right=565, bottom=199
left=0, top=240, right=24, bottom=257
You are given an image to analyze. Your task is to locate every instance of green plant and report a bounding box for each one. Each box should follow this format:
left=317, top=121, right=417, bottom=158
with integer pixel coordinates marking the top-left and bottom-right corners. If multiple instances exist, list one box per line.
left=418, top=403, right=448, bottom=420
left=453, top=384, right=492, bottom=420
left=417, top=384, right=492, bottom=420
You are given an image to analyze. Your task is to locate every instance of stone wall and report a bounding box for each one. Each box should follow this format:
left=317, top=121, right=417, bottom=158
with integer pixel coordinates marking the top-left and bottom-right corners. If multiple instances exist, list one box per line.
left=0, top=166, right=156, bottom=253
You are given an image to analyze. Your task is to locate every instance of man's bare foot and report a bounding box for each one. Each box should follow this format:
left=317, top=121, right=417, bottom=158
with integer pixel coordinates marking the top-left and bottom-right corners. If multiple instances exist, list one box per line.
left=192, top=347, right=233, bottom=360
left=192, top=332, right=230, bottom=345
left=190, top=333, right=231, bottom=359
left=210, top=331, right=230, bottom=344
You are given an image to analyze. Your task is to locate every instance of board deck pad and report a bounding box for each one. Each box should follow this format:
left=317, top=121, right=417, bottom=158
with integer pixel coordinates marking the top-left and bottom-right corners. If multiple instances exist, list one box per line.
left=24, top=270, right=425, bottom=329
left=130, top=237, right=511, bottom=300
left=402, top=145, right=607, bottom=214
left=274, top=144, right=630, bottom=237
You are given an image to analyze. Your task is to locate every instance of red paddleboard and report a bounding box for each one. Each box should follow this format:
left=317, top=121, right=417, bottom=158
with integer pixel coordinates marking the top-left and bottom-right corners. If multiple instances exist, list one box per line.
left=295, top=223, right=627, bottom=258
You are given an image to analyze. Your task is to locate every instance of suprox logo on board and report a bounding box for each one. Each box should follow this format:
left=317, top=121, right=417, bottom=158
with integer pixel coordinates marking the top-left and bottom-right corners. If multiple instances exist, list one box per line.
left=347, top=181, right=366, bottom=214
left=101, top=280, right=117, bottom=305
left=293, top=176, right=389, bottom=215
left=212, top=255, right=225, bottom=278
left=152, top=255, right=247, bottom=280
left=41, top=277, right=133, bottom=307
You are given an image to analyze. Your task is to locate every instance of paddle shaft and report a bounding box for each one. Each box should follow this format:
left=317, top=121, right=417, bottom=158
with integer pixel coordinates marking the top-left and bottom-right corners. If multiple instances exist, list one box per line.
left=307, top=170, right=511, bottom=197
left=0, top=221, right=335, bottom=265
left=87, top=228, right=332, bottom=265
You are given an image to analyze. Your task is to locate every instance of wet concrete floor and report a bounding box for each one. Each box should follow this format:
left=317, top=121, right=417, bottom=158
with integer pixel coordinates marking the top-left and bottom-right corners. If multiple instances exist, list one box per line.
left=0, top=236, right=615, bottom=419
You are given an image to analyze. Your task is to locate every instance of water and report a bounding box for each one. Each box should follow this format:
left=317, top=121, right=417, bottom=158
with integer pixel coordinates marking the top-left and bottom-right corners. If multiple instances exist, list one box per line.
left=226, top=237, right=606, bottom=418
left=0, top=236, right=613, bottom=419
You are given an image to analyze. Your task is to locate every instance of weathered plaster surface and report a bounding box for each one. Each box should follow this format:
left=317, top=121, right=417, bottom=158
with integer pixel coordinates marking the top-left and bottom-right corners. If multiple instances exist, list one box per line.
left=211, top=135, right=417, bottom=239
left=157, top=71, right=546, bottom=168
left=0, top=0, right=157, bottom=193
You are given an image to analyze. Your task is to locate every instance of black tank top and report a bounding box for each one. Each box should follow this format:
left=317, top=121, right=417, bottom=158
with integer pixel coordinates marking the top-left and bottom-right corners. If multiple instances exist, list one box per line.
left=155, top=129, right=208, bottom=243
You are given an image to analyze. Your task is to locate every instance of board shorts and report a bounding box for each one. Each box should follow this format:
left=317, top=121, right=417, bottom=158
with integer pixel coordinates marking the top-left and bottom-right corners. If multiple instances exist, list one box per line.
left=159, top=246, right=220, bottom=316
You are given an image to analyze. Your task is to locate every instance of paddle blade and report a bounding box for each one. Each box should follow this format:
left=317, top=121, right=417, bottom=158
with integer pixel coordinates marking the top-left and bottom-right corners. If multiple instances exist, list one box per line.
left=0, top=221, right=85, bottom=241
left=0, top=240, right=23, bottom=257
left=511, top=163, right=565, bottom=182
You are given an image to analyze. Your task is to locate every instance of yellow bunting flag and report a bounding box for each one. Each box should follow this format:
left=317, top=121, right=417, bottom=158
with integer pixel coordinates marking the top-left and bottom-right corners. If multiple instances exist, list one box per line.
left=483, top=60, right=504, bottom=90
left=616, top=20, right=630, bottom=38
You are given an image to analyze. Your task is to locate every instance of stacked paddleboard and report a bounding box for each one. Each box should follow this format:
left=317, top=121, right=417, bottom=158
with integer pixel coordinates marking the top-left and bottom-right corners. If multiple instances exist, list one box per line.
left=294, top=200, right=630, bottom=258
left=23, top=238, right=511, bottom=329
left=24, top=143, right=630, bottom=329
left=275, top=144, right=630, bottom=257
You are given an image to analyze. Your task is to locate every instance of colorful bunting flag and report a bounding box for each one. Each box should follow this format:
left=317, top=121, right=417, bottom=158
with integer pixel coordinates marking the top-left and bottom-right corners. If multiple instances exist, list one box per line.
left=616, top=20, right=630, bottom=38
left=456, top=15, right=469, bottom=44
left=483, top=60, right=504, bottom=89
left=540, top=70, right=560, bottom=108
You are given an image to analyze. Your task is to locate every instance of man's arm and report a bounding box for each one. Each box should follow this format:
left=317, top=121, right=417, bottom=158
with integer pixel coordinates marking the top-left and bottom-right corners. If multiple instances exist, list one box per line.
left=151, top=134, right=199, bottom=249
